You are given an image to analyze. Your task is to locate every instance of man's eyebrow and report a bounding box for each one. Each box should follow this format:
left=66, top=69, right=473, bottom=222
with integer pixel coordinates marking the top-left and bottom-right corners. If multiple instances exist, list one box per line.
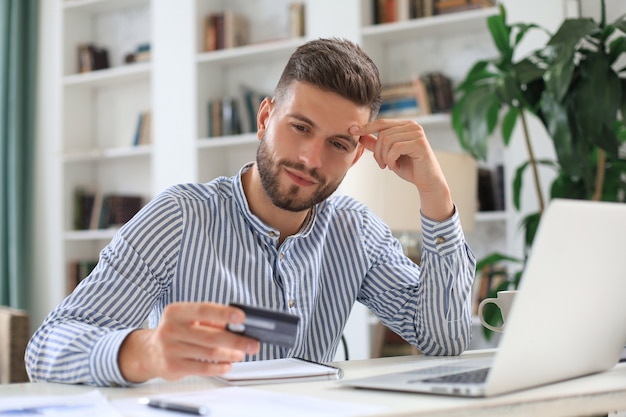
left=287, top=113, right=359, bottom=149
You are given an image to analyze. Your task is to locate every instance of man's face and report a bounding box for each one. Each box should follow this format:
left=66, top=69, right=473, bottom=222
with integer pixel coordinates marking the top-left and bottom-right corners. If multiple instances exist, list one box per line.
left=256, top=82, right=370, bottom=212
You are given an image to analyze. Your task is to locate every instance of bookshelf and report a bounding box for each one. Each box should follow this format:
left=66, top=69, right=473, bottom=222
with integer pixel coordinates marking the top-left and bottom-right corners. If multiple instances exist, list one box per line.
left=58, top=0, right=152, bottom=298
left=40, top=0, right=520, bottom=358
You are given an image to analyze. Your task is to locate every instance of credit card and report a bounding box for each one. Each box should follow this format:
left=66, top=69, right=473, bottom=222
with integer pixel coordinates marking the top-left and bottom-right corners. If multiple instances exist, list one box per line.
left=227, top=303, right=300, bottom=349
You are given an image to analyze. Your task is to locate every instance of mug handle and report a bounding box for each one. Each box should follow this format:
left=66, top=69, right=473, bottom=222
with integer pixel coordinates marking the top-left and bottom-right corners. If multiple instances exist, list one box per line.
left=478, top=298, right=504, bottom=332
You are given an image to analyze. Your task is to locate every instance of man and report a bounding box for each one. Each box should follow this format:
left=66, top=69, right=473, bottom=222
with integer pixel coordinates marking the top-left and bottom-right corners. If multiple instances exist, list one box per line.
left=26, top=38, right=475, bottom=386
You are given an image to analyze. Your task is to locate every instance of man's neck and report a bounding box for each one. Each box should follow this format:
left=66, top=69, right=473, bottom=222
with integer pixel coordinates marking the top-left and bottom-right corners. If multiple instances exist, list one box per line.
left=241, top=165, right=310, bottom=244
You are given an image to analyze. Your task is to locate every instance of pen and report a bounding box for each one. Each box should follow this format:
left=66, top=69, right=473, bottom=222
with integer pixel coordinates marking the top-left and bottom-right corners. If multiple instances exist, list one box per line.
left=139, top=398, right=210, bottom=415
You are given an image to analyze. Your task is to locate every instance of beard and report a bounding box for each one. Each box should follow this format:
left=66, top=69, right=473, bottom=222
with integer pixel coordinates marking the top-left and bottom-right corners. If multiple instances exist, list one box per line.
left=256, top=134, right=343, bottom=212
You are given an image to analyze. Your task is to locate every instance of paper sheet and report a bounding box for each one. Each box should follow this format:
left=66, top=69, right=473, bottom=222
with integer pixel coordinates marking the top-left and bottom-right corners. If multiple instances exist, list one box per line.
left=112, top=386, right=388, bottom=417
left=0, top=390, right=123, bottom=416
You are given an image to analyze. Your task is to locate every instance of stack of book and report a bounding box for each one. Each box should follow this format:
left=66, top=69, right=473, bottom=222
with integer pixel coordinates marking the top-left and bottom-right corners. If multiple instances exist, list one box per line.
left=124, top=42, right=151, bottom=64
left=371, top=0, right=495, bottom=24
left=73, top=189, right=144, bottom=231
left=379, top=72, right=454, bottom=118
left=77, top=44, right=109, bottom=73
left=204, top=10, right=249, bottom=52
left=379, top=82, right=422, bottom=118
left=418, top=72, right=454, bottom=114
left=0, top=307, right=30, bottom=383
left=208, top=97, right=243, bottom=138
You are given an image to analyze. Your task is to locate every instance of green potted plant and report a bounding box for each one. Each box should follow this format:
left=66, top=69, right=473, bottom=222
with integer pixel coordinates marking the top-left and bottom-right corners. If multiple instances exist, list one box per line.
left=451, top=1, right=626, bottom=336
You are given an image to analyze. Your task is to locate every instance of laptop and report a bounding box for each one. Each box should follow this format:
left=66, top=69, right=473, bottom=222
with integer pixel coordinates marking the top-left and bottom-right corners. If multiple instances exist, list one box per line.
left=341, top=199, right=626, bottom=397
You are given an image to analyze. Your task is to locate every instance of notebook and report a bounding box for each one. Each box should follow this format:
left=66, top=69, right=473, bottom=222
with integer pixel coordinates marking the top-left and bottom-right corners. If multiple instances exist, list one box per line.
left=341, top=199, right=626, bottom=397
left=214, top=358, right=343, bottom=385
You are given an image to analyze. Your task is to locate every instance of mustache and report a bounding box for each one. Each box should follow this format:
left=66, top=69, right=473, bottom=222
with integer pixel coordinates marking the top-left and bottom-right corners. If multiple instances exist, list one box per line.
left=279, top=160, right=323, bottom=182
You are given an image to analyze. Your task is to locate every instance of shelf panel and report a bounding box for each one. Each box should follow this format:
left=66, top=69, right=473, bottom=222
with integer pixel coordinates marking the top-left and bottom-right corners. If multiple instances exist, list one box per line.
left=197, top=38, right=304, bottom=68
left=414, top=112, right=452, bottom=127
left=197, top=133, right=258, bottom=149
left=361, top=7, right=498, bottom=42
left=63, top=145, right=152, bottom=163
left=62, top=0, right=149, bottom=14
left=64, top=228, right=118, bottom=242
left=63, top=62, right=151, bottom=89
left=475, top=211, right=507, bottom=222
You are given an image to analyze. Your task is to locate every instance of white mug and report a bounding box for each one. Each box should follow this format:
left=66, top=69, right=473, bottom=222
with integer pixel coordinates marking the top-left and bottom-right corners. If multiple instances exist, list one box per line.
left=478, top=290, right=517, bottom=332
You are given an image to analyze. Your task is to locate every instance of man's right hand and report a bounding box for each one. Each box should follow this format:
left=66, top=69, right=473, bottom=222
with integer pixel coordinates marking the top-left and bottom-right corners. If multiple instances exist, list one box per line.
left=118, top=302, right=260, bottom=383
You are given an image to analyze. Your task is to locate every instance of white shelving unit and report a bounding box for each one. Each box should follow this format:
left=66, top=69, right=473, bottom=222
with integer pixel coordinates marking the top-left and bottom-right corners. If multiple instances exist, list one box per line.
left=38, top=0, right=518, bottom=358
left=59, top=0, right=153, bottom=276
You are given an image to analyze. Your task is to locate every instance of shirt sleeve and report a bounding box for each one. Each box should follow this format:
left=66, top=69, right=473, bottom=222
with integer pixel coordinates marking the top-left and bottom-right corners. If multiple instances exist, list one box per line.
left=25, top=191, right=183, bottom=386
left=359, top=205, right=476, bottom=356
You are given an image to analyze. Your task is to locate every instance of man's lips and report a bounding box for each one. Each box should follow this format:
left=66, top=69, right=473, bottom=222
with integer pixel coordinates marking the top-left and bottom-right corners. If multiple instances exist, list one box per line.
left=284, top=167, right=317, bottom=187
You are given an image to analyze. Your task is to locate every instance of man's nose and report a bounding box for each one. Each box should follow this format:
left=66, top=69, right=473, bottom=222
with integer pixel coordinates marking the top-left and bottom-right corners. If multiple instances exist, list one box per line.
left=299, top=137, right=324, bottom=168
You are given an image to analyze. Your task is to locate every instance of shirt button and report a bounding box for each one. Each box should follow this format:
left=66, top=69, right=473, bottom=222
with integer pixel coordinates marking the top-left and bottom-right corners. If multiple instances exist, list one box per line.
left=269, top=231, right=276, bottom=237
left=279, top=253, right=284, bottom=261
left=288, top=299, right=295, bottom=308
left=436, top=236, right=446, bottom=244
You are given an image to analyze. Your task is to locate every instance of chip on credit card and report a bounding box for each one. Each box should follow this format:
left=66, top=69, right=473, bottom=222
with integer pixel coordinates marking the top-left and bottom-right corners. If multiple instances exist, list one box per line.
left=227, top=303, right=300, bottom=349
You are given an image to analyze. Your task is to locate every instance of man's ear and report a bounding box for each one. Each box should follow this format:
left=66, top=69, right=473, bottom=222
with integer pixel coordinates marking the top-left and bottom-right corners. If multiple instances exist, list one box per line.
left=256, top=97, right=273, bottom=140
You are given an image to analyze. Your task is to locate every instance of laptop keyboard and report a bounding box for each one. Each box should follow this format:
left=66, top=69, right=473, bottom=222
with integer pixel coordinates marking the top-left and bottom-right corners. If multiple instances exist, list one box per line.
left=422, top=367, right=490, bottom=384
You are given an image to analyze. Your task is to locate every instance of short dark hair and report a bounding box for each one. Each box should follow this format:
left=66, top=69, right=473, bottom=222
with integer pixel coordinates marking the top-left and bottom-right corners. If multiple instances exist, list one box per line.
left=273, top=38, right=382, bottom=120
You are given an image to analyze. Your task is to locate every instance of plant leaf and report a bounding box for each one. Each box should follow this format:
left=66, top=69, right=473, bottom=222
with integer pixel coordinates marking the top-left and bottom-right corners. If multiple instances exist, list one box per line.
left=454, top=60, right=493, bottom=92
left=487, top=12, right=511, bottom=60
left=512, top=161, right=528, bottom=211
left=454, top=86, right=500, bottom=160
left=501, top=107, right=518, bottom=146
left=540, top=92, right=578, bottom=177
left=573, top=52, right=621, bottom=156
left=608, top=33, right=626, bottom=63
left=521, top=212, right=541, bottom=248
left=548, top=18, right=598, bottom=46
left=542, top=44, right=576, bottom=101
left=512, top=159, right=557, bottom=211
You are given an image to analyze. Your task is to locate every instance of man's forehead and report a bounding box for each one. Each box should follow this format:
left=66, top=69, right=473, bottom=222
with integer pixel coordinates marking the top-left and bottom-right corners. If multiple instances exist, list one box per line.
left=285, top=83, right=371, bottom=123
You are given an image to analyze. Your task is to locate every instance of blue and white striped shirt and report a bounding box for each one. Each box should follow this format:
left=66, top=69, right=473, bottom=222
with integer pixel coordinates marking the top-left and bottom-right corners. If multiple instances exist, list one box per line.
left=26, top=164, right=476, bottom=386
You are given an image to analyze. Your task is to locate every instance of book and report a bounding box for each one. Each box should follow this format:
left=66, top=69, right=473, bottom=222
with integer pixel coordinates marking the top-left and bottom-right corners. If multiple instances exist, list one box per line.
left=493, top=164, right=505, bottom=211
left=214, top=358, right=343, bottom=386
left=223, top=11, right=249, bottom=49
left=89, top=190, right=103, bottom=230
left=0, top=307, right=30, bottom=383
left=77, top=44, right=110, bottom=73
left=435, top=0, right=495, bottom=15
left=412, top=75, right=431, bottom=115
left=73, top=188, right=95, bottom=230
left=139, top=110, right=152, bottom=145
left=241, top=85, right=267, bottom=132
left=132, top=112, right=144, bottom=146
left=132, top=111, right=152, bottom=146
left=429, top=71, right=454, bottom=111
left=106, top=195, right=143, bottom=227
left=477, top=167, right=496, bottom=211
left=92, top=194, right=144, bottom=229
left=289, top=2, right=306, bottom=38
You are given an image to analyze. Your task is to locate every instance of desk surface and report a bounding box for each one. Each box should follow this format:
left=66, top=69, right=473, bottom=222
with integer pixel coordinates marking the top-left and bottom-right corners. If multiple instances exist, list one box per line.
left=3, top=350, right=626, bottom=417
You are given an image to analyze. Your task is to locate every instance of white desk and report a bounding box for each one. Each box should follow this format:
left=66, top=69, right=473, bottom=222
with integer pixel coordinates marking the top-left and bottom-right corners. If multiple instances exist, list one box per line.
left=3, top=350, right=626, bottom=417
